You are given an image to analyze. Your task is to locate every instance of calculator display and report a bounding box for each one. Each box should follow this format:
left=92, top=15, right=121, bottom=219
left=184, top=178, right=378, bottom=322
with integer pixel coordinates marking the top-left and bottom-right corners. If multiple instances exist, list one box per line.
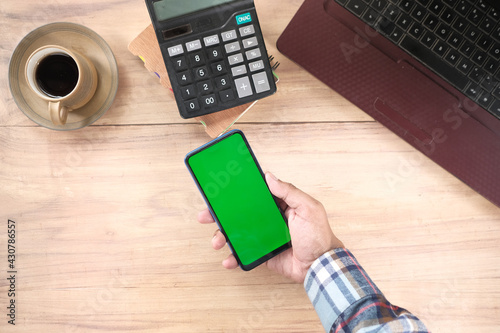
left=153, top=0, right=237, bottom=21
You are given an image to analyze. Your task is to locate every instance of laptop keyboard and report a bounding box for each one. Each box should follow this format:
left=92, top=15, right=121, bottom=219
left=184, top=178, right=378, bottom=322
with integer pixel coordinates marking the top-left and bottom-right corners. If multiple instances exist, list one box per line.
left=335, top=0, right=500, bottom=119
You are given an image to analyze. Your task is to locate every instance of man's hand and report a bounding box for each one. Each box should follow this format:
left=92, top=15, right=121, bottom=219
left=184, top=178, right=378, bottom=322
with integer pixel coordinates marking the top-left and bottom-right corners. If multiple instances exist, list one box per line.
left=197, top=172, right=344, bottom=283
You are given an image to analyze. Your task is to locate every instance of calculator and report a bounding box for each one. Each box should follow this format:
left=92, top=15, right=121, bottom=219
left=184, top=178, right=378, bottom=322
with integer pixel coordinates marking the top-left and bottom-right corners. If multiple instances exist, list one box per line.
left=145, top=0, right=277, bottom=119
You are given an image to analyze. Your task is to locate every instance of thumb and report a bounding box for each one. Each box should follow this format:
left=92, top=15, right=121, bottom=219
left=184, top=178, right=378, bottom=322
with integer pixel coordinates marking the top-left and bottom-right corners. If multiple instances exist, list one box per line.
left=265, top=172, right=312, bottom=210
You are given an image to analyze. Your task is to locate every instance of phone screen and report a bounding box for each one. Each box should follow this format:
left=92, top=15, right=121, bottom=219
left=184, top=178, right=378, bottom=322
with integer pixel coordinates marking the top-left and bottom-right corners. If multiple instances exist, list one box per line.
left=185, top=130, right=291, bottom=270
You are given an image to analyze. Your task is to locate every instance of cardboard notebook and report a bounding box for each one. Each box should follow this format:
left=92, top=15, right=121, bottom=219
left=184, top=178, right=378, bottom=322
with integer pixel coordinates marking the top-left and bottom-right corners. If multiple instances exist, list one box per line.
left=129, top=25, right=277, bottom=138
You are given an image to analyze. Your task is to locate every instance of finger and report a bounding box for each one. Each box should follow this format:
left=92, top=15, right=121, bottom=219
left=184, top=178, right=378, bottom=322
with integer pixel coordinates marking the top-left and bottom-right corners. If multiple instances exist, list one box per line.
left=198, top=209, right=215, bottom=224
left=211, top=229, right=227, bottom=250
left=265, top=172, right=316, bottom=210
left=222, top=254, right=239, bottom=269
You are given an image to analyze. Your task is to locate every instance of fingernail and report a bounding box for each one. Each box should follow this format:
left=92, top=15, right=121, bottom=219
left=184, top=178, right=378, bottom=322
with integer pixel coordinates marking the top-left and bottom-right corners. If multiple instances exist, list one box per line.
left=267, top=172, right=278, bottom=181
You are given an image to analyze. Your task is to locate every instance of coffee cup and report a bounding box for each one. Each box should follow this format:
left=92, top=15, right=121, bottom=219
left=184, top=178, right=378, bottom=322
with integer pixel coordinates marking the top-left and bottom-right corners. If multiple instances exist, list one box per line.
left=25, top=45, right=98, bottom=126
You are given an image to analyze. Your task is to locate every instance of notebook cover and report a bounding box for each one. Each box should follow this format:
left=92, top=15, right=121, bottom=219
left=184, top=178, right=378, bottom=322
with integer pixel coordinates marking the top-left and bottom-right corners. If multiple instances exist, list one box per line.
left=128, top=25, right=254, bottom=138
left=277, top=0, right=500, bottom=207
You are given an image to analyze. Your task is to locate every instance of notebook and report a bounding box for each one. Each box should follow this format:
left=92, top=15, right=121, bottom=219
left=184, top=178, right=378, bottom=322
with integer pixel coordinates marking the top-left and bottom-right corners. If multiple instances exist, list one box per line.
left=277, top=0, right=500, bottom=207
left=128, top=24, right=279, bottom=138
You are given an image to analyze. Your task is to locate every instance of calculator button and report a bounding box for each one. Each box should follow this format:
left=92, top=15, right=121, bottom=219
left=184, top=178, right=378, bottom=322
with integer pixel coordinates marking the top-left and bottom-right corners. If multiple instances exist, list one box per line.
left=239, top=25, right=255, bottom=37
left=207, top=47, right=223, bottom=61
left=235, top=77, right=253, bottom=98
left=185, top=99, right=200, bottom=112
left=194, top=66, right=209, bottom=80
left=202, top=94, right=218, bottom=108
left=173, top=56, right=188, bottom=71
left=252, top=72, right=271, bottom=94
left=211, top=61, right=227, bottom=75
left=181, top=85, right=196, bottom=99
left=203, top=35, right=220, bottom=47
left=220, top=89, right=236, bottom=102
left=236, top=12, right=253, bottom=25
left=224, top=41, right=241, bottom=54
left=189, top=52, right=206, bottom=66
left=228, top=53, right=244, bottom=66
left=231, top=65, right=247, bottom=77
left=221, top=30, right=238, bottom=42
left=186, top=40, right=202, bottom=52
left=177, top=71, right=193, bottom=85
left=249, top=60, right=264, bottom=72
left=245, top=48, right=261, bottom=61
left=168, top=44, right=184, bottom=57
left=242, top=37, right=258, bottom=49
left=197, top=80, right=214, bottom=95
left=215, top=75, right=230, bottom=89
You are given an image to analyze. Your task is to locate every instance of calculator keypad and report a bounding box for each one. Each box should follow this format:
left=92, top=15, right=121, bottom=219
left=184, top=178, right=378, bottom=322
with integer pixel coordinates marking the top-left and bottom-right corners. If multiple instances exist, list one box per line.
left=164, top=15, right=275, bottom=119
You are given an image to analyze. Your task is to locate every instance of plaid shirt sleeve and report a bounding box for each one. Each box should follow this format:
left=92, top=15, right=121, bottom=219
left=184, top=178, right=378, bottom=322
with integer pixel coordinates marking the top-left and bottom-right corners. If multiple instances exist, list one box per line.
left=304, top=248, right=429, bottom=333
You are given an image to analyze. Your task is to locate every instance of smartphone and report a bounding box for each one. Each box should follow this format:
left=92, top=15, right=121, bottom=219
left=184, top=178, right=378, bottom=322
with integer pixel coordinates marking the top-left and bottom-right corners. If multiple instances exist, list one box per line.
left=185, top=130, right=291, bottom=271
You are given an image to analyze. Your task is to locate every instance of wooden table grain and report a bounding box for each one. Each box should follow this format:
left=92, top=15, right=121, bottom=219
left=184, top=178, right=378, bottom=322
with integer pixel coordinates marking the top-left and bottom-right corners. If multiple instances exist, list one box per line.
left=1, top=0, right=499, bottom=332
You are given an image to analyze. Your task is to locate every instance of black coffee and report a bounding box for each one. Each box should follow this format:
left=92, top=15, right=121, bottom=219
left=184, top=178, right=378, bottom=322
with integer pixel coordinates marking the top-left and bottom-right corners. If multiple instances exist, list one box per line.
left=35, top=53, right=79, bottom=98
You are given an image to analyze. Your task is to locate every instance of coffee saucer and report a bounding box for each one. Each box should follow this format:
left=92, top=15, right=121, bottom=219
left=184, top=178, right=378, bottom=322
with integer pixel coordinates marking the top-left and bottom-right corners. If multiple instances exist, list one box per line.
left=9, top=22, right=119, bottom=131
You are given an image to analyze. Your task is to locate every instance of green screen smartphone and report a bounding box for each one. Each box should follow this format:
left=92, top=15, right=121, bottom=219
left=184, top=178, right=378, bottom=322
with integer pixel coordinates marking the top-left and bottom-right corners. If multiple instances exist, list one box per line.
left=185, top=130, right=291, bottom=271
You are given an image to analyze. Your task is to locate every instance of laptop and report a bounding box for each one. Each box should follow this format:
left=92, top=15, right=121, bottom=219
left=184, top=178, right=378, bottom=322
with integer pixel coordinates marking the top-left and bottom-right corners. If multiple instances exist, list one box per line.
left=277, top=0, right=500, bottom=207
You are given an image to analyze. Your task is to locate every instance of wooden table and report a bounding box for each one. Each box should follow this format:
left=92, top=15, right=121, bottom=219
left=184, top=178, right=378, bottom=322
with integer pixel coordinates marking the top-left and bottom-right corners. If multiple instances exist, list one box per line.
left=1, top=0, right=499, bottom=332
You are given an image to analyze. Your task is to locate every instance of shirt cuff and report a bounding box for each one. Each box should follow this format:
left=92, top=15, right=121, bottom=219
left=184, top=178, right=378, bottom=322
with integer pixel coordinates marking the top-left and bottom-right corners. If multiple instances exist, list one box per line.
left=304, top=248, right=382, bottom=332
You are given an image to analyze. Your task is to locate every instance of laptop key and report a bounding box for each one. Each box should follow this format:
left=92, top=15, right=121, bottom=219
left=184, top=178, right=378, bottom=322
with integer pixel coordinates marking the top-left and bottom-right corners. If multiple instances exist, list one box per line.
left=484, top=58, right=498, bottom=75
left=467, top=8, right=482, bottom=26
left=383, top=4, right=400, bottom=21
left=388, top=26, right=405, bottom=44
left=489, top=8, right=499, bottom=21
left=459, top=41, right=475, bottom=57
left=422, top=30, right=438, bottom=48
left=492, top=86, right=500, bottom=99
left=469, top=67, right=486, bottom=83
left=423, top=14, right=439, bottom=31
left=456, top=1, right=473, bottom=16
left=377, top=17, right=396, bottom=36
left=457, top=58, right=473, bottom=75
left=372, top=0, right=388, bottom=12
left=464, top=26, right=480, bottom=42
left=436, top=23, right=452, bottom=40
left=400, top=0, right=414, bottom=13
left=433, top=40, right=449, bottom=57
left=411, top=4, right=426, bottom=22
left=488, top=100, right=500, bottom=119
left=471, top=50, right=487, bottom=66
left=477, top=35, right=493, bottom=51
left=444, top=49, right=460, bottom=66
left=480, top=75, right=498, bottom=92
left=429, top=1, right=445, bottom=16
left=479, top=17, right=495, bottom=35
left=440, top=7, right=456, bottom=25
left=477, top=0, right=489, bottom=12
left=448, top=32, right=464, bottom=49
left=408, top=23, right=424, bottom=39
left=466, top=84, right=482, bottom=99
left=477, top=92, right=494, bottom=109
left=400, top=35, right=469, bottom=90
left=489, top=44, right=500, bottom=59
left=346, top=0, right=367, bottom=16
left=363, top=9, right=379, bottom=26
left=396, top=13, right=412, bottom=30
left=452, top=17, right=468, bottom=33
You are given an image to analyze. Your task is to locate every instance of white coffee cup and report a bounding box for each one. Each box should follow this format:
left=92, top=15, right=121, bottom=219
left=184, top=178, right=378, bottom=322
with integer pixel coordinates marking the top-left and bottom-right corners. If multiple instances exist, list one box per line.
left=25, top=45, right=98, bottom=126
